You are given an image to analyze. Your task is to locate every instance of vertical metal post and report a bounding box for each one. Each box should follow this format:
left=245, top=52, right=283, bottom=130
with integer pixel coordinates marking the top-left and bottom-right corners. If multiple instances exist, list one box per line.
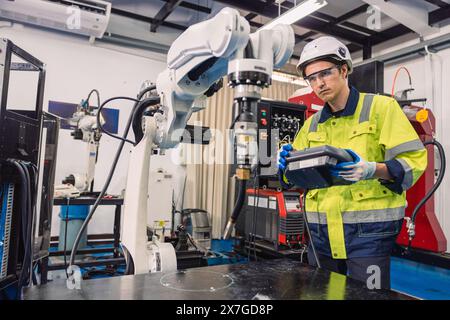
left=113, top=204, right=121, bottom=258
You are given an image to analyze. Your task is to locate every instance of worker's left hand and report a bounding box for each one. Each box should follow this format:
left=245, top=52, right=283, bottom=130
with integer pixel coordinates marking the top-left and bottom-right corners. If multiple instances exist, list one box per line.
left=330, top=149, right=376, bottom=182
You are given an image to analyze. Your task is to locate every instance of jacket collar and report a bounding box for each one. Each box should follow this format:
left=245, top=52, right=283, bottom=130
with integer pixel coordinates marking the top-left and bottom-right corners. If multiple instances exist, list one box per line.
left=319, top=86, right=360, bottom=123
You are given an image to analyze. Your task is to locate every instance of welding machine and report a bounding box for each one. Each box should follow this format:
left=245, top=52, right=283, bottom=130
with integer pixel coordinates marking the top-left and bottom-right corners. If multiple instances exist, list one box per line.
left=235, top=189, right=304, bottom=250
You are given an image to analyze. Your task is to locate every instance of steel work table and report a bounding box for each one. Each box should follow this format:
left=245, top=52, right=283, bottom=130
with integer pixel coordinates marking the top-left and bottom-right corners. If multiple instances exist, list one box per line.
left=24, top=259, right=413, bottom=300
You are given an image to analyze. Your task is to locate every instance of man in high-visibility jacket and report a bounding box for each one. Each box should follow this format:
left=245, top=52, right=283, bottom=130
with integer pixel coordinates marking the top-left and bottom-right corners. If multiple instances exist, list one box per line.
left=278, top=36, right=427, bottom=289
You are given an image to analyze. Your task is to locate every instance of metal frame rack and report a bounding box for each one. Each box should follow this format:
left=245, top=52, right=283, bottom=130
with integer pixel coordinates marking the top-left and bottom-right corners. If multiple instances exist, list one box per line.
left=0, top=38, right=45, bottom=299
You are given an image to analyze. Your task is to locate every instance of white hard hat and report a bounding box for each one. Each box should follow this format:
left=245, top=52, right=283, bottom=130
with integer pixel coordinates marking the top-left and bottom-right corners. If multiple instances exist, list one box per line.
left=297, top=36, right=353, bottom=77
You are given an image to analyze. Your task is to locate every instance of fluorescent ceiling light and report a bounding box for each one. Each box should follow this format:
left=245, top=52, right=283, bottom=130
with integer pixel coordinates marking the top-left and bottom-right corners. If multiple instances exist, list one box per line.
left=260, top=0, right=328, bottom=30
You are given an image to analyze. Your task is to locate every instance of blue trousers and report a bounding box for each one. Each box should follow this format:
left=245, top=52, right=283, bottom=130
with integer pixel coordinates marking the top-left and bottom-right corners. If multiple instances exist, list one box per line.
left=307, top=248, right=391, bottom=290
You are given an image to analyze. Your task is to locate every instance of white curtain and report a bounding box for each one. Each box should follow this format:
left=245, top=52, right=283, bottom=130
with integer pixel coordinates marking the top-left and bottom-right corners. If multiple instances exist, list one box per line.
left=183, top=79, right=302, bottom=238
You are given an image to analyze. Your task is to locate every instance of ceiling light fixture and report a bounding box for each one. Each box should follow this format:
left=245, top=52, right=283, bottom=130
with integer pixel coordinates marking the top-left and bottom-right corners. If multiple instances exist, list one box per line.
left=260, top=0, right=328, bottom=30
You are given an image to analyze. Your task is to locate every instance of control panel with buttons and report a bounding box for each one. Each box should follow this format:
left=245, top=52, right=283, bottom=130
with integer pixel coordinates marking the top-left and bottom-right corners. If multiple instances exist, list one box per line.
left=256, top=100, right=306, bottom=177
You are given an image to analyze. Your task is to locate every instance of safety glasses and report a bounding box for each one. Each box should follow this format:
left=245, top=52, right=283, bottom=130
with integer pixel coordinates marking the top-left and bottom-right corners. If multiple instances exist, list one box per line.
left=304, top=65, right=340, bottom=85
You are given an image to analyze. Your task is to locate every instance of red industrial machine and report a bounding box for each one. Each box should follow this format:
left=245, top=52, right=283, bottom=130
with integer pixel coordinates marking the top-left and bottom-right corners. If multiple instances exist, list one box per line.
left=288, top=90, right=447, bottom=254
left=397, top=105, right=447, bottom=252
left=288, top=88, right=323, bottom=119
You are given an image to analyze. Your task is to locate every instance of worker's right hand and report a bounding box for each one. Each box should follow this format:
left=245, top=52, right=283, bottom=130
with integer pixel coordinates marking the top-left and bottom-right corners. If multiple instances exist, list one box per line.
left=278, top=144, right=293, bottom=171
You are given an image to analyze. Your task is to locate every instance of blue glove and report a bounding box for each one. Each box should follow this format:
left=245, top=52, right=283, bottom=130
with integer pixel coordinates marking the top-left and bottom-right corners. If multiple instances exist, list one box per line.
left=278, top=144, right=293, bottom=171
left=330, top=149, right=376, bottom=182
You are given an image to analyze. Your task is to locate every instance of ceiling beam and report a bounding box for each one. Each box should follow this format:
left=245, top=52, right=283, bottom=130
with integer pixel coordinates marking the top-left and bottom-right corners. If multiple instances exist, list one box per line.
left=249, top=20, right=311, bottom=44
left=423, top=0, right=450, bottom=8
left=151, top=0, right=183, bottom=32
left=311, top=11, right=379, bottom=36
left=333, top=4, right=370, bottom=23
left=161, top=0, right=212, bottom=13
left=245, top=12, right=258, bottom=21
left=249, top=19, right=361, bottom=56
left=367, top=24, right=413, bottom=47
left=214, top=0, right=368, bottom=45
left=429, top=6, right=450, bottom=26
left=281, top=2, right=376, bottom=36
left=111, top=7, right=187, bottom=32
left=361, top=0, right=438, bottom=36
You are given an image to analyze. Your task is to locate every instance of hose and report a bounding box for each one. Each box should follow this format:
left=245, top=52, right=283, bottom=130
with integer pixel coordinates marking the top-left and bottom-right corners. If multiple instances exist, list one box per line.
left=231, top=180, right=247, bottom=222
left=131, top=96, right=161, bottom=144
left=391, top=66, right=412, bottom=97
left=68, top=85, right=157, bottom=273
left=407, top=139, right=446, bottom=250
left=86, top=89, right=101, bottom=110
left=97, top=96, right=141, bottom=145
left=222, top=179, right=247, bottom=239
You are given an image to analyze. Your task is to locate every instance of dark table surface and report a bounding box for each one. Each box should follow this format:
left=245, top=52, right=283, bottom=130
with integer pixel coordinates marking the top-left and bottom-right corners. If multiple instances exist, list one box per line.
left=53, top=196, right=123, bottom=206
left=24, top=259, right=414, bottom=300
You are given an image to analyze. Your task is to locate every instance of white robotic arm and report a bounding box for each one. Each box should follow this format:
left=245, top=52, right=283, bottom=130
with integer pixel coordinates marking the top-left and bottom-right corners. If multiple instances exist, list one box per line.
left=155, top=7, right=250, bottom=150
left=154, top=7, right=294, bottom=151
left=56, top=104, right=105, bottom=197
left=121, top=7, right=295, bottom=275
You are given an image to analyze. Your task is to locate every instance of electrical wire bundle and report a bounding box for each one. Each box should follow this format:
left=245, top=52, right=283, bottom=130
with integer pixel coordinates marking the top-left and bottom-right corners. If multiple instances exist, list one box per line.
left=6, top=159, right=37, bottom=299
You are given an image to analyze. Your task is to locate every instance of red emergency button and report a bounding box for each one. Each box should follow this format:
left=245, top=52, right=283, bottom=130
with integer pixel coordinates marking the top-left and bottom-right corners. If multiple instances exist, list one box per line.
left=261, top=118, right=267, bottom=126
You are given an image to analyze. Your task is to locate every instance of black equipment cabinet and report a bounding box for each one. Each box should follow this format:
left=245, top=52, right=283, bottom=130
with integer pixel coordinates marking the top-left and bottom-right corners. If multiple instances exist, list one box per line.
left=233, top=100, right=307, bottom=258
left=231, top=99, right=306, bottom=188
left=0, top=38, right=45, bottom=299
left=349, top=60, right=384, bottom=94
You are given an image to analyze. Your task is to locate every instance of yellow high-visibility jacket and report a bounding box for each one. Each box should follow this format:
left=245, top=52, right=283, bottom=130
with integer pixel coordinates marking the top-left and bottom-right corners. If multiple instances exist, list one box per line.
left=289, top=86, right=427, bottom=259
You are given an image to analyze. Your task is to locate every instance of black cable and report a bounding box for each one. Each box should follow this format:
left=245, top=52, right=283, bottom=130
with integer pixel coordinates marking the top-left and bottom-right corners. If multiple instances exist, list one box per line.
left=251, top=173, right=259, bottom=262
left=97, top=96, right=161, bottom=145
left=8, top=160, right=28, bottom=299
left=302, top=190, right=321, bottom=268
left=131, top=96, right=161, bottom=144
left=229, top=114, right=240, bottom=131
left=186, top=233, right=199, bottom=250
left=96, top=96, right=140, bottom=145
left=246, top=175, right=256, bottom=262
left=122, top=244, right=134, bottom=275
left=18, top=162, right=32, bottom=288
left=19, top=161, right=34, bottom=290
left=9, top=160, right=33, bottom=299
left=180, top=174, right=187, bottom=212
left=86, top=89, right=101, bottom=111
left=24, top=162, right=37, bottom=287
left=31, top=262, right=38, bottom=286
left=407, top=139, right=446, bottom=251
left=68, top=85, right=156, bottom=273
left=229, top=180, right=247, bottom=222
